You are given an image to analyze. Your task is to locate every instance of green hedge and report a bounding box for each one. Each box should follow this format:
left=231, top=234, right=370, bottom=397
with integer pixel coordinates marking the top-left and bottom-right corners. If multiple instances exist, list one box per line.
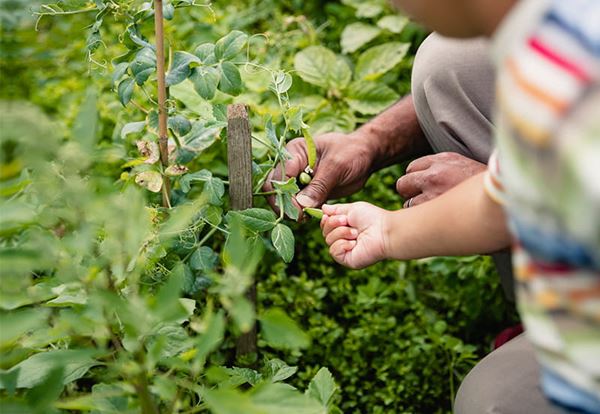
left=259, top=167, right=518, bottom=413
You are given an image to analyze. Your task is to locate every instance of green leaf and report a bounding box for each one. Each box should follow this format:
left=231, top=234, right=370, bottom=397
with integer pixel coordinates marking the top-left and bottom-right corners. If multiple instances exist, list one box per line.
left=354, top=42, right=410, bottom=81
left=194, top=43, right=217, bottom=64
left=306, top=367, right=336, bottom=408
left=168, top=115, right=192, bottom=137
left=0, top=350, right=98, bottom=389
left=340, top=22, right=381, bottom=54
left=0, top=309, right=49, bottom=347
left=230, top=296, right=254, bottom=332
left=226, top=208, right=277, bottom=232
left=117, top=78, right=134, bottom=106
left=170, top=80, right=214, bottom=118
left=377, top=14, right=409, bottom=33
left=264, top=359, right=298, bottom=383
left=270, top=71, right=293, bottom=95
left=190, top=66, right=221, bottom=100
left=166, top=51, right=201, bottom=87
left=260, top=308, right=309, bottom=350
left=179, top=170, right=211, bottom=193
left=130, top=47, right=156, bottom=86
left=346, top=81, right=398, bottom=115
left=190, top=246, right=218, bottom=271
left=218, top=62, right=242, bottom=96
left=271, top=224, right=294, bottom=263
left=120, top=121, right=146, bottom=139
left=163, top=1, right=175, bottom=20
left=203, top=176, right=225, bottom=205
left=214, top=30, right=248, bottom=60
left=331, top=56, right=352, bottom=90
left=310, top=107, right=356, bottom=134
left=72, top=88, right=98, bottom=150
left=181, top=121, right=222, bottom=154
left=294, top=46, right=337, bottom=89
left=196, top=309, right=226, bottom=362
left=111, top=62, right=129, bottom=87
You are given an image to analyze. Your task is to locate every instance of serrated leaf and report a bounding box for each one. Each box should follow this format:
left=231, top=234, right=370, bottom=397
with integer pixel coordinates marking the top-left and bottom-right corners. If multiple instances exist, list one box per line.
left=190, top=66, right=221, bottom=100
left=294, top=46, right=337, bottom=89
left=271, top=224, right=294, bottom=263
left=120, top=121, right=146, bottom=139
left=340, top=23, right=381, bottom=54
left=218, top=62, right=242, bottom=96
left=166, top=51, right=202, bottom=87
left=190, top=246, right=218, bottom=271
left=226, top=208, right=276, bottom=232
left=306, top=367, right=336, bottom=408
left=264, top=359, right=298, bottom=383
left=118, top=78, right=135, bottom=106
left=260, top=308, right=309, bottom=350
left=214, top=30, right=248, bottom=60
left=355, top=42, right=410, bottom=80
left=285, top=106, right=306, bottom=132
left=346, top=81, right=398, bottom=115
left=377, top=14, right=409, bottom=33
left=331, top=56, right=352, bottom=90
left=135, top=171, right=163, bottom=193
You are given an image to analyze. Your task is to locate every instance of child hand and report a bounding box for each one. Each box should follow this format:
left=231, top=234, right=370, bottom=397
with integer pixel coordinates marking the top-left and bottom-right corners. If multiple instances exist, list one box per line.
left=321, top=202, right=389, bottom=269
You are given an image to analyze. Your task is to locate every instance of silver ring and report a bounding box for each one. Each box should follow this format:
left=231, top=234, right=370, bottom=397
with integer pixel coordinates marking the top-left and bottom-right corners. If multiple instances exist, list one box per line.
left=407, top=198, right=413, bottom=208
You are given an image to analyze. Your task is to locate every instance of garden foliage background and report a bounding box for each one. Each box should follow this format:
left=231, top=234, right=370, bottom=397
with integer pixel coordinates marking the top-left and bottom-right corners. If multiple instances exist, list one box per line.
left=0, top=0, right=517, bottom=413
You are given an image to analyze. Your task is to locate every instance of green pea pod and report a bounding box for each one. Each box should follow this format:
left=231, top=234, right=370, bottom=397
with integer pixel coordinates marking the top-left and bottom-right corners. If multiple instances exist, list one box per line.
left=303, top=207, right=323, bottom=219
left=299, top=172, right=312, bottom=185
left=302, top=128, right=317, bottom=172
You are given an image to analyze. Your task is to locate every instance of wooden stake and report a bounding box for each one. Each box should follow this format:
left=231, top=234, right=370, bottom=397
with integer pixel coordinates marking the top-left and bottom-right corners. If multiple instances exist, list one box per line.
left=227, top=104, right=257, bottom=361
left=153, top=0, right=171, bottom=208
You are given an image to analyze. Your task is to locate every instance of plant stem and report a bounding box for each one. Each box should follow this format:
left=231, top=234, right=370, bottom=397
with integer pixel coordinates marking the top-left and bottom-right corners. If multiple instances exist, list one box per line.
left=154, top=0, right=171, bottom=208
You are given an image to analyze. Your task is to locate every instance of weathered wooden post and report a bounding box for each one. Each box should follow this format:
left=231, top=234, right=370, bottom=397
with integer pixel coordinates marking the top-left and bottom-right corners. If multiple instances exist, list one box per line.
left=227, top=104, right=257, bottom=361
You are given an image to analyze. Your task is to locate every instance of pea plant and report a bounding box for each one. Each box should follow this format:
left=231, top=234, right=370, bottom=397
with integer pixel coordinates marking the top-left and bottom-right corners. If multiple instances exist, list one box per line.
left=0, top=0, right=343, bottom=413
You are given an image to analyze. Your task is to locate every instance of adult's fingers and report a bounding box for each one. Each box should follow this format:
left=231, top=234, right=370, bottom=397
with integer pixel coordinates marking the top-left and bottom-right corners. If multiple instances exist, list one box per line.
left=395, top=171, right=426, bottom=199
left=295, top=162, right=342, bottom=208
left=406, top=154, right=436, bottom=174
left=402, top=193, right=431, bottom=209
left=325, top=226, right=358, bottom=246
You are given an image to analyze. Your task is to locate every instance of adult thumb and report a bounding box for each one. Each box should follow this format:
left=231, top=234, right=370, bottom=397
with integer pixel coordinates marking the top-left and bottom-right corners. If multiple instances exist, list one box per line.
left=295, top=166, right=337, bottom=208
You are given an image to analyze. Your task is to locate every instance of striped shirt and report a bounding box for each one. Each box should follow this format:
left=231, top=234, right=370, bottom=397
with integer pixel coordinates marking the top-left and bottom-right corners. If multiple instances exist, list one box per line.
left=486, top=0, right=600, bottom=412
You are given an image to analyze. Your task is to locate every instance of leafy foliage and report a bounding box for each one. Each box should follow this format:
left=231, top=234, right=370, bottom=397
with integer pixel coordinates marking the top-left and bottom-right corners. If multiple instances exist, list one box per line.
left=0, top=1, right=516, bottom=413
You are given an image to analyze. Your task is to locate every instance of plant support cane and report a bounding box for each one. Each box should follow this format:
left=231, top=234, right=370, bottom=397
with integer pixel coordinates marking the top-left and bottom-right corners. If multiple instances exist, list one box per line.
left=154, top=0, right=171, bottom=208
left=227, top=104, right=257, bottom=363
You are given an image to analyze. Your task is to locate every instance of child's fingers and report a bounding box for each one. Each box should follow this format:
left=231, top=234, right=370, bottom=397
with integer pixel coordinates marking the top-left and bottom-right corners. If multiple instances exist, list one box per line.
left=321, top=214, right=348, bottom=235
left=329, top=239, right=357, bottom=263
left=322, top=203, right=351, bottom=216
left=325, top=226, right=358, bottom=246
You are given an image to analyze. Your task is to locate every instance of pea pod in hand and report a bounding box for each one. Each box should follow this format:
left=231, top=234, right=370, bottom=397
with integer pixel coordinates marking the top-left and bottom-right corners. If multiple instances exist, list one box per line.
left=298, top=128, right=316, bottom=185
left=303, top=207, right=323, bottom=219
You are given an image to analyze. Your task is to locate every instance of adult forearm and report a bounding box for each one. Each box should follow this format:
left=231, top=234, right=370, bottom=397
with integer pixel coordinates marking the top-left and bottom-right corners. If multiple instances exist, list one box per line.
left=354, top=95, right=432, bottom=171
left=384, top=172, right=510, bottom=260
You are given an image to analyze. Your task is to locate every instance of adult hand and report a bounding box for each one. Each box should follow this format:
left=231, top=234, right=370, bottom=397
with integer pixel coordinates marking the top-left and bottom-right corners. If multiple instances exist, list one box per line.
left=396, top=152, right=487, bottom=208
left=320, top=202, right=389, bottom=270
left=263, top=132, right=375, bottom=216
